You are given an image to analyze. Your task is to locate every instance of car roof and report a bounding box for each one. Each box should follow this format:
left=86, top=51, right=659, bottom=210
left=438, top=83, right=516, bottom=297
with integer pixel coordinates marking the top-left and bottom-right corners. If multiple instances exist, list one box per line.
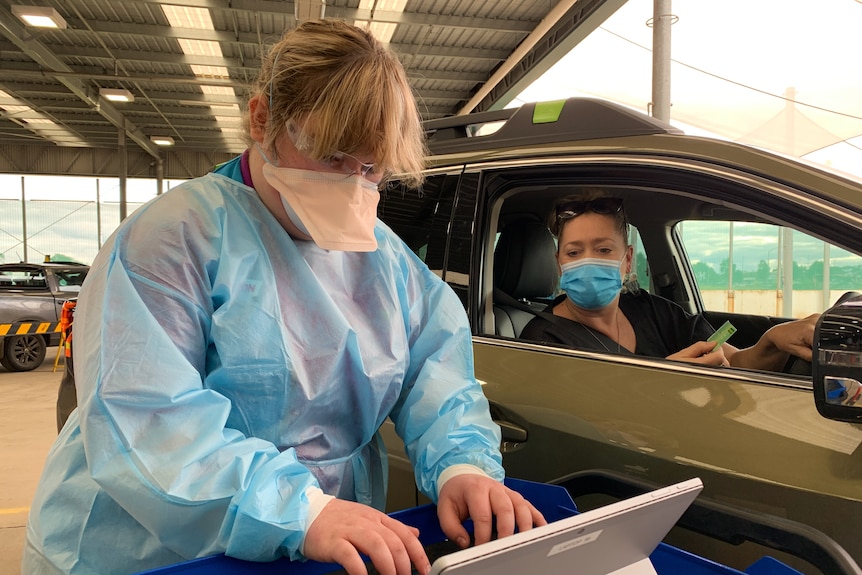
left=421, top=98, right=862, bottom=211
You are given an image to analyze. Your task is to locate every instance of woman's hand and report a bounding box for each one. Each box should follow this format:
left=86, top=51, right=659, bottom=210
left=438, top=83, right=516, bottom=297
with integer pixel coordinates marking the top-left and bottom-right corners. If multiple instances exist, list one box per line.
left=667, top=340, right=729, bottom=366
left=763, top=314, right=819, bottom=361
left=303, top=498, right=431, bottom=575
left=436, top=475, right=547, bottom=549
left=729, top=314, right=820, bottom=371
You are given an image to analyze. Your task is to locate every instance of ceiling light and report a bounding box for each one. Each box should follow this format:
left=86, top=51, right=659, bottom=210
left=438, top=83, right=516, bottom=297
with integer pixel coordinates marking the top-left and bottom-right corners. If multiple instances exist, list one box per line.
left=190, top=65, right=230, bottom=78
left=100, top=88, right=135, bottom=103
left=162, top=5, right=215, bottom=30
left=11, top=5, right=67, bottom=28
left=200, top=85, right=234, bottom=96
left=150, top=136, right=175, bottom=146
left=295, top=0, right=326, bottom=22
left=356, top=0, right=407, bottom=43
left=179, top=39, right=223, bottom=58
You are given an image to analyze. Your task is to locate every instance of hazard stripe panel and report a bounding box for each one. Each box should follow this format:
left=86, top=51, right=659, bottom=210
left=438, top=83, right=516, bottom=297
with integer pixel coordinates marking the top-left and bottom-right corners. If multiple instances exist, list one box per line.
left=0, top=322, right=62, bottom=336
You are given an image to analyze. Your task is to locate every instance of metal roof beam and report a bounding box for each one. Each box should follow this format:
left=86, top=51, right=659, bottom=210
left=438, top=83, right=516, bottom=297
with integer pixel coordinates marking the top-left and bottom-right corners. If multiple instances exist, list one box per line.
left=476, top=0, right=629, bottom=112
left=4, top=45, right=490, bottom=85
left=2, top=69, right=246, bottom=89
left=0, top=5, right=162, bottom=157
left=56, top=21, right=515, bottom=63
left=129, top=0, right=535, bottom=33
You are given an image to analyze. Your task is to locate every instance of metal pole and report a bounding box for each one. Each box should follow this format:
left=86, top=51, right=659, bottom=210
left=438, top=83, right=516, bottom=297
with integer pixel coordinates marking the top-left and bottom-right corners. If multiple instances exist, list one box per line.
left=785, top=87, right=796, bottom=156
left=776, top=230, right=782, bottom=316
left=727, top=222, right=734, bottom=313
left=119, top=125, right=127, bottom=221
left=156, top=158, right=164, bottom=195
left=651, top=0, right=672, bottom=122
left=782, top=228, right=794, bottom=317
left=96, top=178, right=102, bottom=249
left=20, top=176, right=27, bottom=263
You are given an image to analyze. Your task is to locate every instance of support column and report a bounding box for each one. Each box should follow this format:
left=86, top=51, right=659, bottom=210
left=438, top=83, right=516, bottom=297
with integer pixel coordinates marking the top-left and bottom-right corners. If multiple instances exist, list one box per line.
left=119, top=125, right=128, bottom=221
left=20, top=176, right=27, bottom=263
left=782, top=228, right=794, bottom=317
left=156, top=157, right=164, bottom=195
left=96, top=178, right=102, bottom=249
left=650, top=0, right=673, bottom=122
left=727, top=222, right=734, bottom=313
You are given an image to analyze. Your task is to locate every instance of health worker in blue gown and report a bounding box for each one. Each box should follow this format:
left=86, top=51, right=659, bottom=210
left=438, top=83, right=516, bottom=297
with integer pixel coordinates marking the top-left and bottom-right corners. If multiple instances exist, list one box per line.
left=22, top=19, right=545, bottom=575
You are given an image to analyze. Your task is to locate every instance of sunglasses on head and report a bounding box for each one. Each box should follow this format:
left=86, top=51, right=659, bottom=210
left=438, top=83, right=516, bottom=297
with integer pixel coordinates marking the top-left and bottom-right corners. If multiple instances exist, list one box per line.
left=555, top=197, right=624, bottom=221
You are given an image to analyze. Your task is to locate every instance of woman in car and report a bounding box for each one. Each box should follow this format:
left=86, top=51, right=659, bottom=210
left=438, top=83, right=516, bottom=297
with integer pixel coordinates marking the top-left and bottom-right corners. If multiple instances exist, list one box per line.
left=520, top=189, right=818, bottom=369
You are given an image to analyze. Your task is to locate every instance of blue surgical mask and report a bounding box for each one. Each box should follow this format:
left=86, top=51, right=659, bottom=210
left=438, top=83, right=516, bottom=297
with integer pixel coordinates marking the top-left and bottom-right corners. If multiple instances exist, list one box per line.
left=560, top=257, right=624, bottom=310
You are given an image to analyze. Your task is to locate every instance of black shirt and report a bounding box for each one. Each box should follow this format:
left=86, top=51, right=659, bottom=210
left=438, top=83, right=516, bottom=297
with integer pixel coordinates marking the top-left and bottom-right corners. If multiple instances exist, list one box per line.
left=520, top=291, right=716, bottom=358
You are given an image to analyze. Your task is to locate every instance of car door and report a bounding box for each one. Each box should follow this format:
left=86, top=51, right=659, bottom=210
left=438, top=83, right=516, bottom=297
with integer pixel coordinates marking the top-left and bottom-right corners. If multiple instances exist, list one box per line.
left=0, top=265, right=58, bottom=324
left=466, top=154, right=862, bottom=572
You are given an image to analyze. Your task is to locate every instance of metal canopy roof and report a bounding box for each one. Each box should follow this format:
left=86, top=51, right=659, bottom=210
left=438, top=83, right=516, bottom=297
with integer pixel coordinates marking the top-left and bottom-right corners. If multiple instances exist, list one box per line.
left=0, top=0, right=624, bottom=179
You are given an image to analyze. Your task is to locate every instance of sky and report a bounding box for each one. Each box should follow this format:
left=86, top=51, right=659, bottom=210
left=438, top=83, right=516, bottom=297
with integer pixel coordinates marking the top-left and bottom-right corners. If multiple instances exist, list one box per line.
left=512, top=0, right=862, bottom=178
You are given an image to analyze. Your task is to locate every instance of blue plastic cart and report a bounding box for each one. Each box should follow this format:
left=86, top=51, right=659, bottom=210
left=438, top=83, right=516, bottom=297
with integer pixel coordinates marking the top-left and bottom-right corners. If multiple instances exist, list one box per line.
left=135, top=477, right=816, bottom=575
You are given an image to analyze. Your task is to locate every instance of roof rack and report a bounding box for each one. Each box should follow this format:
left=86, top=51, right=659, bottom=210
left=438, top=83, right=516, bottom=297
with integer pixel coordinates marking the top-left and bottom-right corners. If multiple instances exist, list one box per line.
left=423, top=97, right=682, bottom=156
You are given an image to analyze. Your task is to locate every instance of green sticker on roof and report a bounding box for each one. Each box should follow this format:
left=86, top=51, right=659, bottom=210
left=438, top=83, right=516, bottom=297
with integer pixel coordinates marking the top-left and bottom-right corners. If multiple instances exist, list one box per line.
left=532, top=100, right=566, bottom=124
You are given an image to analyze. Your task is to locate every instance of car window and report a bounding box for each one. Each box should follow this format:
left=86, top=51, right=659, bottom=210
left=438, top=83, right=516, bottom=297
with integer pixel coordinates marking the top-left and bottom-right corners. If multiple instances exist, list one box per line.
left=379, top=174, right=455, bottom=274
left=54, top=269, right=88, bottom=292
left=0, top=269, right=47, bottom=289
left=444, top=172, right=480, bottom=310
left=628, top=226, right=649, bottom=294
left=380, top=172, right=478, bottom=309
left=679, top=220, right=862, bottom=318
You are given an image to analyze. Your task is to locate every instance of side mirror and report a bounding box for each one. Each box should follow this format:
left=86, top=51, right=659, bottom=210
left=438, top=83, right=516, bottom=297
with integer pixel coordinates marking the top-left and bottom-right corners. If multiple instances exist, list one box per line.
left=813, top=293, right=862, bottom=423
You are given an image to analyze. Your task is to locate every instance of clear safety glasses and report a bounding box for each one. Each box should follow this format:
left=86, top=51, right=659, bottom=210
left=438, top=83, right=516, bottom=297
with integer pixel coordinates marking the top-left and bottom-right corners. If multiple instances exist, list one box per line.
left=285, top=120, right=382, bottom=182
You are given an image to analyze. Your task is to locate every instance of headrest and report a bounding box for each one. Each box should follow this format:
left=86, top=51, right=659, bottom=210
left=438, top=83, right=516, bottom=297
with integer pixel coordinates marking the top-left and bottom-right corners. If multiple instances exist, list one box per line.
left=494, top=218, right=559, bottom=299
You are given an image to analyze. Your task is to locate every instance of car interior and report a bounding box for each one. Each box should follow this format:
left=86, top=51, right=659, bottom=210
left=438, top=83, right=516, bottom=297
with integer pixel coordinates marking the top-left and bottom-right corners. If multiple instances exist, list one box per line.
left=484, top=175, right=816, bottom=372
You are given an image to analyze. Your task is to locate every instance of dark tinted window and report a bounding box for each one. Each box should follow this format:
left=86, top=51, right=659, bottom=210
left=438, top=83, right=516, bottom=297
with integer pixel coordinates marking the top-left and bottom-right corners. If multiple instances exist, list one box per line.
left=0, top=268, right=47, bottom=289
left=444, top=172, right=480, bottom=311
left=54, top=268, right=89, bottom=291
left=379, top=174, right=458, bottom=276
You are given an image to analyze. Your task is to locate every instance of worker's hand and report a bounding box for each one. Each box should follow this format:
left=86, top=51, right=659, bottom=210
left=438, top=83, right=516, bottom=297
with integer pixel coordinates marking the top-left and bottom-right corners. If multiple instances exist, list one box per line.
left=436, top=475, right=547, bottom=549
left=763, top=314, right=819, bottom=361
left=667, top=341, right=729, bottom=366
left=303, top=498, right=430, bottom=575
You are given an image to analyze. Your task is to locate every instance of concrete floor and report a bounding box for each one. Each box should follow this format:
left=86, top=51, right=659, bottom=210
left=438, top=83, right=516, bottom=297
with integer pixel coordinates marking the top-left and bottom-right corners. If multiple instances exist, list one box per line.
left=0, top=349, right=63, bottom=575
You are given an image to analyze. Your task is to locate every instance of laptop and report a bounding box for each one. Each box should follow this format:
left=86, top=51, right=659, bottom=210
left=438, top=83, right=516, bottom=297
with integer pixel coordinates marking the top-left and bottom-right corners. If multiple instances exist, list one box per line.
left=428, top=477, right=703, bottom=575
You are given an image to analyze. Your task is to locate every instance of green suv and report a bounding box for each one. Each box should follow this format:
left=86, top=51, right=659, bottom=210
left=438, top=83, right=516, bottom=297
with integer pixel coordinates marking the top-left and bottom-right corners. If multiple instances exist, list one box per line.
left=377, top=98, right=862, bottom=574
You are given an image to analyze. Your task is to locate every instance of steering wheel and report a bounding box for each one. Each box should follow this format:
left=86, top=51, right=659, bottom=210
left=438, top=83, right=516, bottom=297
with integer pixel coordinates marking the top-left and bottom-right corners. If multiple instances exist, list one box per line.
left=782, top=291, right=862, bottom=376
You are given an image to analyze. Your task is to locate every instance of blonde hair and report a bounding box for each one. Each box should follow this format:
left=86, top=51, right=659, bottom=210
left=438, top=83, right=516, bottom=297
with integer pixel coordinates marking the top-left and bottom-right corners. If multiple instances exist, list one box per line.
left=245, top=19, right=426, bottom=187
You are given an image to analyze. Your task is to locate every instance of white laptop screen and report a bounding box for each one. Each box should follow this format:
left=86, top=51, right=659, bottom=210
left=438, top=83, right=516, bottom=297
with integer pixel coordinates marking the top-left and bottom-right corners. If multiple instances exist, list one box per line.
left=428, top=478, right=703, bottom=575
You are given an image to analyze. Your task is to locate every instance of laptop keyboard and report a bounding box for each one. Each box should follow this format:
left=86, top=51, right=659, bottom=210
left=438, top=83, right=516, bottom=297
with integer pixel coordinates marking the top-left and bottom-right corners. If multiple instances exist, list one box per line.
left=322, top=538, right=463, bottom=575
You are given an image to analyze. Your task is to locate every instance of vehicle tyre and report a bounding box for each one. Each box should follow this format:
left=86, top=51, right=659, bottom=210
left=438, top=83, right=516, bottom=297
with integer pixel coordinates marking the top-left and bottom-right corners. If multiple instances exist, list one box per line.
left=1, top=334, right=47, bottom=372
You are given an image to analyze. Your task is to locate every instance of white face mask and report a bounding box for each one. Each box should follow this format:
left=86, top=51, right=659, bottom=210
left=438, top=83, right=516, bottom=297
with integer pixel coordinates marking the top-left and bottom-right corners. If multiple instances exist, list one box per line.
left=259, top=147, right=381, bottom=252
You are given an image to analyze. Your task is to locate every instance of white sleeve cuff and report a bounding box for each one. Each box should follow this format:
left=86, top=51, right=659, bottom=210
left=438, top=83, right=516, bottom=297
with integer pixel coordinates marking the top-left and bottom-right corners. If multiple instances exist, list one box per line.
left=436, top=464, right=490, bottom=498
left=299, top=486, right=336, bottom=555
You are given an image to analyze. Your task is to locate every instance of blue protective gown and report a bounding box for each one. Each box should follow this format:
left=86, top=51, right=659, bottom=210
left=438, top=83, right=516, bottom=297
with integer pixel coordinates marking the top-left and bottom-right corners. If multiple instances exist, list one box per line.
left=22, top=157, right=504, bottom=575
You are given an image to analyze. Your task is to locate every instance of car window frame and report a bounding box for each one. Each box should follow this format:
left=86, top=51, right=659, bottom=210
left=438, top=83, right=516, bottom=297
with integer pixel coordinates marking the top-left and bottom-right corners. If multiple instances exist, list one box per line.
left=466, top=152, right=862, bottom=383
